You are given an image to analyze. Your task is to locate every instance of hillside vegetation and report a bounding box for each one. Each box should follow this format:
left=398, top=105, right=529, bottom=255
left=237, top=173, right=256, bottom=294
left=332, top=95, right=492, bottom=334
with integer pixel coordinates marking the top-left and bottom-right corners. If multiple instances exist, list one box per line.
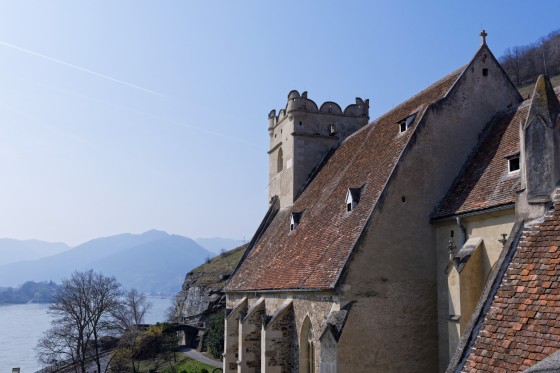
left=0, top=281, right=59, bottom=304
left=171, top=244, right=248, bottom=356
left=500, top=29, right=560, bottom=86
left=517, top=74, right=560, bottom=99
left=184, top=244, right=248, bottom=289
left=499, top=28, right=560, bottom=98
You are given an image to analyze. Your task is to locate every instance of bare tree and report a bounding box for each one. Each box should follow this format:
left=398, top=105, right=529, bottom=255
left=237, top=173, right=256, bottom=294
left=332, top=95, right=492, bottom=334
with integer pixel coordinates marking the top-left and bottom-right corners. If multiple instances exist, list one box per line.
left=112, top=289, right=152, bottom=373
left=500, top=28, right=560, bottom=87
left=37, top=270, right=123, bottom=373
left=501, top=46, right=526, bottom=85
left=116, top=289, right=152, bottom=329
left=37, top=323, right=81, bottom=372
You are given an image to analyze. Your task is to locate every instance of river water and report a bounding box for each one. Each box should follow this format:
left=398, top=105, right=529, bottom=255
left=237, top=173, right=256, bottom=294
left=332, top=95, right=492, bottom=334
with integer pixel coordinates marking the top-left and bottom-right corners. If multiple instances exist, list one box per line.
left=0, top=296, right=172, bottom=372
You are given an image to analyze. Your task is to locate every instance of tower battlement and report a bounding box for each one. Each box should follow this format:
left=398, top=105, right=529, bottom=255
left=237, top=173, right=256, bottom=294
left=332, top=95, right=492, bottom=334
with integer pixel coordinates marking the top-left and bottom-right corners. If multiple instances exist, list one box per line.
left=268, top=90, right=369, bottom=130
left=267, top=90, right=369, bottom=208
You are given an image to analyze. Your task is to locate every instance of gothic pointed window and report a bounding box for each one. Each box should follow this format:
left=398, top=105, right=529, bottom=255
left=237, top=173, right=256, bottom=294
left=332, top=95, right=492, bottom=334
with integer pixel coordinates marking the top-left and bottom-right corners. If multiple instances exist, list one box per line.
left=300, top=317, right=315, bottom=373
left=277, top=147, right=283, bottom=173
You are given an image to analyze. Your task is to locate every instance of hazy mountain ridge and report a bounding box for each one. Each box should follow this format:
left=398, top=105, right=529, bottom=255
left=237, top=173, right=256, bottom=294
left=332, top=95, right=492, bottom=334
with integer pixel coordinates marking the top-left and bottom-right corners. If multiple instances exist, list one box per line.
left=0, top=230, right=218, bottom=294
left=0, top=238, right=70, bottom=266
left=194, top=237, right=245, bottom=254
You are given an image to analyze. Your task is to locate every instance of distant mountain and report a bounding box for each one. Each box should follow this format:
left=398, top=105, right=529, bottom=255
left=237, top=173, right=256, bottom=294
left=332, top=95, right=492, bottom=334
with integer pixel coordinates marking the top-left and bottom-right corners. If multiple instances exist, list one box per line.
left=0, top=230, right=214, bottom=294
left=91, top=234, right=213, bottom=293
left=195, top=237, right=245, bottom=254
left=0, top=238, right=70, bottom=266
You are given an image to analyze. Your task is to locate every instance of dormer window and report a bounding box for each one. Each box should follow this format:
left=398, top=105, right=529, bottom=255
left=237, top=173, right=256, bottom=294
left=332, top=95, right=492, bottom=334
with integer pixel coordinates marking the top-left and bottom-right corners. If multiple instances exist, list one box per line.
left=346, top=188, right=362, bottom=212
left=505, top=152, right=520, bottom=173
left=398, top=113, right=417, bottom=133
left=509, top=156, right=520, bottom=173
left=290, top=212, right=303, bottom=232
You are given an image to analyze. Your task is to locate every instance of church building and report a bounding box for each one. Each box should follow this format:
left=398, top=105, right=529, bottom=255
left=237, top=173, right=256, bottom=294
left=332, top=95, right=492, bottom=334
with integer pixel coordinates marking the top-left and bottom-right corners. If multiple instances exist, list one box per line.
left=223, top=32, right=560, bottom=372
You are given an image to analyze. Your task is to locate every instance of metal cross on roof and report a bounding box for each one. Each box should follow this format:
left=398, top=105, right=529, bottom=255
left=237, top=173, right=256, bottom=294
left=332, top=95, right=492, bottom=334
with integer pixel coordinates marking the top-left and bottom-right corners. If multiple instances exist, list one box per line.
left=480, top=29, right=488, bottom=45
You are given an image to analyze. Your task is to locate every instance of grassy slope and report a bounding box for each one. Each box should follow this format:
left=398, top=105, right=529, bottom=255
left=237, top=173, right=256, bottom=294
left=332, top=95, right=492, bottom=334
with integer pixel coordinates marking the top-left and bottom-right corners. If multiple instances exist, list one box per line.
left=131, top=355, right=215, bottom=373
left=185, top=244, right=248, bottom=289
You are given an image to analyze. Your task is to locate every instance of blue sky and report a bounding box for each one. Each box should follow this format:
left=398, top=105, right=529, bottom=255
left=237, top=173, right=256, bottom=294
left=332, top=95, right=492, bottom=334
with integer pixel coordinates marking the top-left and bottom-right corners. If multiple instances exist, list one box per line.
left=0, top=1, right=557, bottom=245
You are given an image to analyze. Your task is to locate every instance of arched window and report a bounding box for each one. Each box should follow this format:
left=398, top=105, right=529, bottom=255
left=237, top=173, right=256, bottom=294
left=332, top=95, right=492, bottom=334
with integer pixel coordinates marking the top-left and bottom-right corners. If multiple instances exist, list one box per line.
left=277, top=147, right=284, bottom=173
left=300, top=316, right=315, bottom=373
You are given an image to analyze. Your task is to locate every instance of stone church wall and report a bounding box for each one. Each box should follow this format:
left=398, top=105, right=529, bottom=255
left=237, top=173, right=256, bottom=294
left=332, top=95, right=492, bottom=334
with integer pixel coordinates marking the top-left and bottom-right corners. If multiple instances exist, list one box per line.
left=262, top=306, right=295, bottom=373
left=337, top=46, right=522, bottom=372
left=226, top=292, right=338, bottom=372
left=434, top=210, right=515, bottom=367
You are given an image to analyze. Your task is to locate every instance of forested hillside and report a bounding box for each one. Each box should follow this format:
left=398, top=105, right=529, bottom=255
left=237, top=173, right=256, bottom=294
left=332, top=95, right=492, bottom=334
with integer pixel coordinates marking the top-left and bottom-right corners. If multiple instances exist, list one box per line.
left=500, top=29, right=560, bottom=88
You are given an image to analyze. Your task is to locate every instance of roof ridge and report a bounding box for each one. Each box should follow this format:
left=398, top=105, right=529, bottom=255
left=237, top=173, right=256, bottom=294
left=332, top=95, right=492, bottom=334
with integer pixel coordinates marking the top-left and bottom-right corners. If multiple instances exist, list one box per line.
left=373, top=66, right=465, bottom=124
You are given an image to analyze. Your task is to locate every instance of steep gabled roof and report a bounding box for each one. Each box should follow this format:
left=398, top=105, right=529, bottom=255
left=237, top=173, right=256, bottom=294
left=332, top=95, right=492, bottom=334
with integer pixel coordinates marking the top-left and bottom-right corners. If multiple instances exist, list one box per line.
left=455, top=190, right=560, bottom=372
left=431, top=102, right=526, bottom=219
left=225, top=67, right=464, bottom=292
left=433, top=88, right=560, bottom=220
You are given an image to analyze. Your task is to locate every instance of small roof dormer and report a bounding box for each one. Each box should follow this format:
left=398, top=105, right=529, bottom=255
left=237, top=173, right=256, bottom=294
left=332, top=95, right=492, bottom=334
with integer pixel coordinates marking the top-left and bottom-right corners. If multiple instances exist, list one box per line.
left=398, top=113, right=417, bottom=133
left=290, top=211, right=303, bottom=232
left=346, top=187, right=362, bottom=212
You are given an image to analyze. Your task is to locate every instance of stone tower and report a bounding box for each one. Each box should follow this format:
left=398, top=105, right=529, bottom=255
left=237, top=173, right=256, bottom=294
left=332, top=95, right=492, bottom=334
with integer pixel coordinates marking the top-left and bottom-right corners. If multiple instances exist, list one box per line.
left=518, top=74, right=560, bottom=220
left=267, top=90, right=369, bottom=208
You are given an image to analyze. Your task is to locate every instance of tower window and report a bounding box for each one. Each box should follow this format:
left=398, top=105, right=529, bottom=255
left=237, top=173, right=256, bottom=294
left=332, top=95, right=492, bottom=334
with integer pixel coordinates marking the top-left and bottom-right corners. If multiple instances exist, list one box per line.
left=329, top=124, right=336, bottom=136
left=509, top=156, right=520, bottom=172
left=482, top=68, right=488, bottom=76
left=277, top=147, right=284, bottom=173
left=299, top=121, right=303, bottom=126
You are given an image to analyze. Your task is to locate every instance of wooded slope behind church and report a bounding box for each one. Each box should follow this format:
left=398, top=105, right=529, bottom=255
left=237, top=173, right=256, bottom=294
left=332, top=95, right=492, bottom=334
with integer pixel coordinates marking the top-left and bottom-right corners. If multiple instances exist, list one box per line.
left=223, top=32, right=559, bottom=372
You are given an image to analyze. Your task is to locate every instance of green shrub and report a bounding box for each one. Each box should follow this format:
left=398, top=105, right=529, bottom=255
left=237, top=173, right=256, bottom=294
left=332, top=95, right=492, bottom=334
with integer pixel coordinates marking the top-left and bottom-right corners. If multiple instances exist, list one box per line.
left=206, top=312, right=224, bottom=359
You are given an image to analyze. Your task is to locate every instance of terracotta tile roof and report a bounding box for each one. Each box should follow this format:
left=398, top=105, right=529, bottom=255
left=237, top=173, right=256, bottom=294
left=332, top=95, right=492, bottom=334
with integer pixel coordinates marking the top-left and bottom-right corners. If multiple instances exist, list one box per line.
left=434, top=89, right=560, bottom=220
left=431, top=104, right=526, bottom=219
left=460, top=190, right=560, bottom=372
left=225, top=67, right=464, bottom=291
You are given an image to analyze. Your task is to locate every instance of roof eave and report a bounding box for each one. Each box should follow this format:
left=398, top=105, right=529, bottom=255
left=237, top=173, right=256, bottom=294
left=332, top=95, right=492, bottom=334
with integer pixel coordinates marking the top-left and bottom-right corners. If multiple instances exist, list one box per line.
left=225, top=287, right=336, bottom=294
left=431, top=203, right=516, bottom=223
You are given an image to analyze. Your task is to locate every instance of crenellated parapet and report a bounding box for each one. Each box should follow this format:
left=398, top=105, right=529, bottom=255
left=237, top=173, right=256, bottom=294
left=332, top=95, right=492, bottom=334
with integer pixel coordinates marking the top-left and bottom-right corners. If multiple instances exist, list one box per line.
left=267, top=89, right=369, bottom=209
left=268, top=90, right=369, bottom=130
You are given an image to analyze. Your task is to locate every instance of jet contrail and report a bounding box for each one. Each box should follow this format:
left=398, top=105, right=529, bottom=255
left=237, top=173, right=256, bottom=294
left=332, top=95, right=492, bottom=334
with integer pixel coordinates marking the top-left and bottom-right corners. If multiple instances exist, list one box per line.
left=0, top=40, right=165, bottom=98
left=0, top=73, right=266, bottom=149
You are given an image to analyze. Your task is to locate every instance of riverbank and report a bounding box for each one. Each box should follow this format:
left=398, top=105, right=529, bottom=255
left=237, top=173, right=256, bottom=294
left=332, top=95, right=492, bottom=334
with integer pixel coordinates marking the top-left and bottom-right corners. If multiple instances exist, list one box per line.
left=0, top=296, right=172, bottom=372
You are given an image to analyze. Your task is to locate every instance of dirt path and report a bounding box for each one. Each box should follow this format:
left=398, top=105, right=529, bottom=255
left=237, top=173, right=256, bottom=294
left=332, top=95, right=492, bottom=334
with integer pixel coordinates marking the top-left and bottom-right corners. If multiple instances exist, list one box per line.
left=179, top=347, right=222, bottom=368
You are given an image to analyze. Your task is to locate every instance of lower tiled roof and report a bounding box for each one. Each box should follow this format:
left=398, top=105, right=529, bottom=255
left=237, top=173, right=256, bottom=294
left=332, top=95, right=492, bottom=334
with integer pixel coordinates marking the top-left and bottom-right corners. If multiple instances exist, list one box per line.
left=433, top=89, right=560, bottom=220
left=432, top=104, right=526, bottom=219
left=461, top=190, right=560, bottom=372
